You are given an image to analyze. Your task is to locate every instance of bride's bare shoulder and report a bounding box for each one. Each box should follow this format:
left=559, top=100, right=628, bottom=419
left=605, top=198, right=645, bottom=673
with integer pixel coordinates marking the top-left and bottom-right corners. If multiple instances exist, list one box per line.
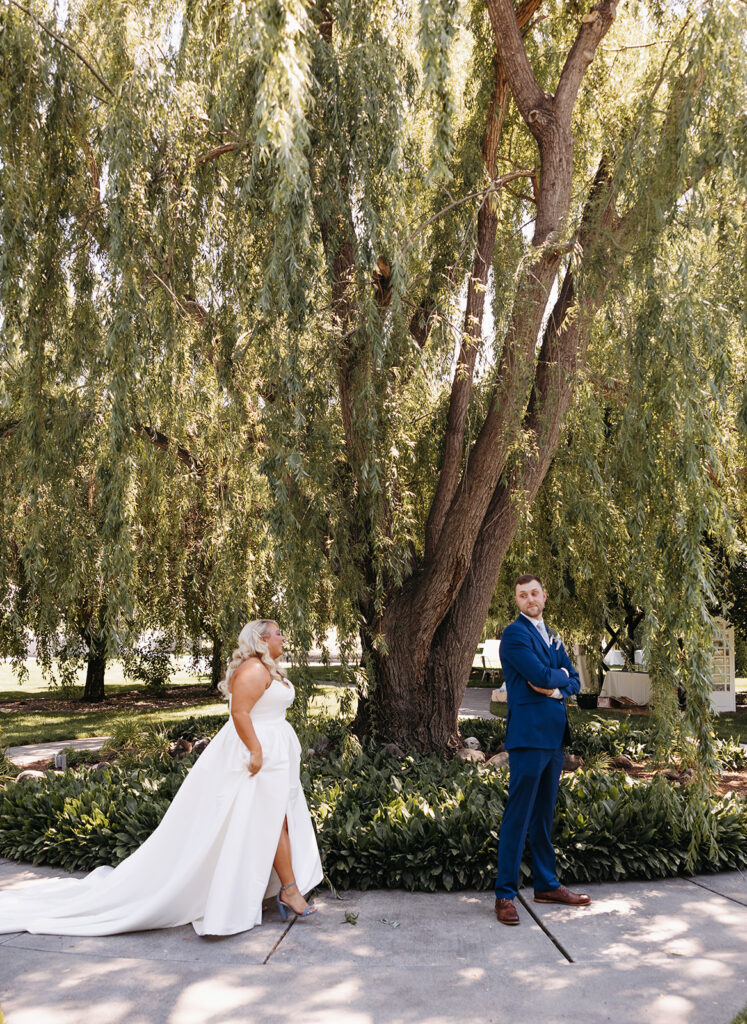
left=230, top=656, right=271, bottom=695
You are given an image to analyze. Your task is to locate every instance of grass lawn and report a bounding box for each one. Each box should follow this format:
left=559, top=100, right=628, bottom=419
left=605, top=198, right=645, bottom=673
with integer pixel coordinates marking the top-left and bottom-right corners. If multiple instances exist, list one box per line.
left=0, top=686, right=348, bottom=748
left=0, top=702, right=229, bottom=747
left=2, top=657, right=744, bottom=749
left=0, top=659, right=346, bottom=700
left=0, top=659, right=349, bottom=748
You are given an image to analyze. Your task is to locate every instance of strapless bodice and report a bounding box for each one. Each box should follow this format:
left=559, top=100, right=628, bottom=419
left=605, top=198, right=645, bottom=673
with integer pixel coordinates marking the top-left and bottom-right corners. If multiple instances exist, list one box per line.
left=229, top=677, right=294, bottom=724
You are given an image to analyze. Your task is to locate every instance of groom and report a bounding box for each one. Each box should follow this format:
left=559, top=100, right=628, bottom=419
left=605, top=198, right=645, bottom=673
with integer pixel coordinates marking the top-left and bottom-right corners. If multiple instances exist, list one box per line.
left=493, top=574, right=591, bottom=925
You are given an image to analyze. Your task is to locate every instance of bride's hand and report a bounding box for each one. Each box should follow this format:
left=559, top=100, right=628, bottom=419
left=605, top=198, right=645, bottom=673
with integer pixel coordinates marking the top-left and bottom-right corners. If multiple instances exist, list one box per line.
left=248, top=748, right=263, bottom=775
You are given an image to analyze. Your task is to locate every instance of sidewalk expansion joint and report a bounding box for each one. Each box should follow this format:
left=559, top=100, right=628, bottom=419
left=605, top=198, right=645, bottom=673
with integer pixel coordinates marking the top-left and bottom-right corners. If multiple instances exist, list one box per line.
left=516, top=893, right=574, bottom=963
left=684, top=876, right=747, bottom=908
left=262, top=918, right=295, bottom=964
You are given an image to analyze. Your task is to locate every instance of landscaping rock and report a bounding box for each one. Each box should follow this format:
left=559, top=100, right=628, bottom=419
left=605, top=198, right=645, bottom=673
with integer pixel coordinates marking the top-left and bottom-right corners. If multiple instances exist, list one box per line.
left=170, top=738, right=193, bottom=759
left=191, top=738, right=210, bottom=756
left=486, top=751, right=509, bottom=767
left=491, top=687, right=507, bottom=702
left=383, top=742, right=405, bottom=758
left=455, top=748, right=485, bottom=763
left=563, top=753, right=584, bottom=771
left=15, top=770, right=45, bottom=782
left=314, top=735, right=331, bottom=756
left=91, top=762, right=112, bottom=773
left=611, top=754, right=635, bottom=769
left=462, top=736, right=482, bottom=751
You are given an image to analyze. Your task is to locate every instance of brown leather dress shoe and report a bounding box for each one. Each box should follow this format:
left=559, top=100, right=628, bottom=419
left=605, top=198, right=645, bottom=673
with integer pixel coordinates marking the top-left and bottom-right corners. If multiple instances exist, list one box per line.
left=534, top=884, right=591, bottom=906
left=494, top=898, right=520, bottom=925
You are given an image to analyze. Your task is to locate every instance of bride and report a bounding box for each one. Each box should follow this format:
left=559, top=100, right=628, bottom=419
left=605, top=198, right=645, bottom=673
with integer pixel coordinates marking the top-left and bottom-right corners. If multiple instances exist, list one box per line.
left=0, top=620, right=323, bottom=936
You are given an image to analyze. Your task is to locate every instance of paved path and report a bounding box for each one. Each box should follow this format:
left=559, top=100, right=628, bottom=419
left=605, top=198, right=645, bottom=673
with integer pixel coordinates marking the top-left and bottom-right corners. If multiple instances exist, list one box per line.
left=0, top=859, right=745, bottom=1024
left=458, top=686, right=495, bottom=719
left=5, top=736, right=110, bottom=767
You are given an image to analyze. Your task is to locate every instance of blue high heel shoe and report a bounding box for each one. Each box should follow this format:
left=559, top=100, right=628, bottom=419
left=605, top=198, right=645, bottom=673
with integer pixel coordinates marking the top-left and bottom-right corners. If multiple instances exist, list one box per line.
left=276, top=882, right=317, bottom=921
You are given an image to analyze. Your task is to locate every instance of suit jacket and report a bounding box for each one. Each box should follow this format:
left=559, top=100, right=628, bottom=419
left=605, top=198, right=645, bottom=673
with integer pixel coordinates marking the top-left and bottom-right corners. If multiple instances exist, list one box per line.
left=498, top=615, right=580, bottom=751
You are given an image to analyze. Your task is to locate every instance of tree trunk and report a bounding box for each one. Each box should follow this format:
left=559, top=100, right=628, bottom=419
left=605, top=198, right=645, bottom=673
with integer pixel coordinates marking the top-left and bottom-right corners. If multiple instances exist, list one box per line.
left=210, top=634, right=223, bottom=690
left=82, top=638, right=107, bottom=702
left=360, top=623, right=462, bottom=753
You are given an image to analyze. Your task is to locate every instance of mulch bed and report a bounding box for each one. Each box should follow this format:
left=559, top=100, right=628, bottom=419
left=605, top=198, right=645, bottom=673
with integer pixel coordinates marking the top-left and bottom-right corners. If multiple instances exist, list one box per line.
left=0, top=685, right=221, bottom=716
left=16, top=755, right=747, bottom=797
left=621, top=763, right=747, bottom=797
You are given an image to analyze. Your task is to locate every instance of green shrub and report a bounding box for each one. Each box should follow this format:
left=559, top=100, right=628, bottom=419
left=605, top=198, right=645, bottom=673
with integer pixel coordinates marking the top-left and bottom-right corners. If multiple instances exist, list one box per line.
left=122, top=635, right=175, bottom=693
left=715, top=736, right=747, bottom=771
left=60, top=748, right=112, bottom=768
left=165, top=714, right=228, bottom=741
left=3, top=747, right=743, bottom=890
left=0, top=759, right=193, bottom=871
left=458, top=718, right=506, bottom=756
left=308, top=754, right=747, bottom=890
left=460, top=715, right=745, bottom=769
left=0, top=750, right=19, bottom=784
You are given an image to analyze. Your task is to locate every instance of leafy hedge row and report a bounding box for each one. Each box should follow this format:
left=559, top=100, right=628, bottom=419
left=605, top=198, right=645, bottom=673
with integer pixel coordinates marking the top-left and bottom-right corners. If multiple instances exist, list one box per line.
left=0, top=759, right=192, bottom=872
left=307, top=754, right=747, bottom=890
left=1, top=749, right=745, bottom=888
left=164, top=710, right=745, bottom=769
left=462, top=715, right=746, bottom=770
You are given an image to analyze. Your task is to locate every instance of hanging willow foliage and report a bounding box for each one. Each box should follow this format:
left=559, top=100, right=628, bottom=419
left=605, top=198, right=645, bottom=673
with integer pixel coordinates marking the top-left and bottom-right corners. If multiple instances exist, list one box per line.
left=0, top=0, right=744, bottom=805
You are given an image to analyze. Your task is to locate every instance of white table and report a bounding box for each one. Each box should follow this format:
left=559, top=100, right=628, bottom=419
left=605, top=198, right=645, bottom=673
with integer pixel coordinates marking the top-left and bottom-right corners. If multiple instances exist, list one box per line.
left=601, top=670, right=652, bottom=704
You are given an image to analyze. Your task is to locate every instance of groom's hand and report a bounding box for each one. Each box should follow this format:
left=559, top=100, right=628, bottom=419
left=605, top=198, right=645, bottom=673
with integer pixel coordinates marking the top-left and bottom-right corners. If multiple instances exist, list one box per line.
left=526, top=681, right=555, bottom=696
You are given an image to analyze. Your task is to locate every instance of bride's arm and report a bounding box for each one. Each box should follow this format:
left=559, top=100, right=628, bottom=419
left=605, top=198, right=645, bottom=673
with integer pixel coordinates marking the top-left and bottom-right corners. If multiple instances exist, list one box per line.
left=229, top=660, right=271, bottom=774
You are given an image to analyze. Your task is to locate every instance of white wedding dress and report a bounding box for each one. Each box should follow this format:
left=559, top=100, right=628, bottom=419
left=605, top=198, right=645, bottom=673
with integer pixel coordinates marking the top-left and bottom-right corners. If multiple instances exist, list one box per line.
left=0, top=678, right=323, bottom=936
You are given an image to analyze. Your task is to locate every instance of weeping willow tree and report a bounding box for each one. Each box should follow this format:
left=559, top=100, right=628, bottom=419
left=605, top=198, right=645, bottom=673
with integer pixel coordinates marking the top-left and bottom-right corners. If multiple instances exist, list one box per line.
left=0, top=297, right=269, bottom=698
left=0, top=2, right=271, bottom=696
left=490, top=186, right=746, bottom=768
left=0, top=1, right=744, bottom=749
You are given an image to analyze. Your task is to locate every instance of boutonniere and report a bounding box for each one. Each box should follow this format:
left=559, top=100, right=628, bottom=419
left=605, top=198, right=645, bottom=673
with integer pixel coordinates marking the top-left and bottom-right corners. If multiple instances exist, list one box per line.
left=548, top=629, right=563, bottom=649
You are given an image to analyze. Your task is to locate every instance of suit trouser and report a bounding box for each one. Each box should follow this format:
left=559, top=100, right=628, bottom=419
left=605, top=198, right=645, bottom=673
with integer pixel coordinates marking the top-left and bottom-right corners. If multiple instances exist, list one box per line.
left=494, top=746, right=564, bottom=899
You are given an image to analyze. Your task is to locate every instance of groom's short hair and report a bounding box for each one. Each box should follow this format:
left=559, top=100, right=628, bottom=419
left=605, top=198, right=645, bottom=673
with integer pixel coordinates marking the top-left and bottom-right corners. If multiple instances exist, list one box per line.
left=514, top=573, right=544, bottom=590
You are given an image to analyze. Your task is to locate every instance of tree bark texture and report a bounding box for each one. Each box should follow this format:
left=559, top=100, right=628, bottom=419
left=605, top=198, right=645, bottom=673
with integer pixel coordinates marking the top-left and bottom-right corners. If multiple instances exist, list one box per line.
left=82, top=638, right=107, bottom=702
left=210, top=635, right=223, bottom=690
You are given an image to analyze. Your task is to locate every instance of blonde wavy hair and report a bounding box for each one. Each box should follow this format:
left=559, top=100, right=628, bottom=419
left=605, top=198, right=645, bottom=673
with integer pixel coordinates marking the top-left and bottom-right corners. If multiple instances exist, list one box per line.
left=217, top=620, right=288, bottom=698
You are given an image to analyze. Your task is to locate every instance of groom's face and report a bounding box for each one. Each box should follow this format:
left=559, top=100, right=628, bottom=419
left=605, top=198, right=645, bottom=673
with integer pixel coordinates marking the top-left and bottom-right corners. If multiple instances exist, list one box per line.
left=514, top=580, right=547, bottom=620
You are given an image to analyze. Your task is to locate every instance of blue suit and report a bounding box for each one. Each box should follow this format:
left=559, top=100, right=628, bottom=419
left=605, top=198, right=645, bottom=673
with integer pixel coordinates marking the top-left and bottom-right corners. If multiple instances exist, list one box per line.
left=494, top=615, right=580, bottom=899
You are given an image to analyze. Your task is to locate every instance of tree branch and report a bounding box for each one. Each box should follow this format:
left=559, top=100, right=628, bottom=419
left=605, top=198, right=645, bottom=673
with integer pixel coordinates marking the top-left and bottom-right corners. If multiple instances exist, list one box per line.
left=555, top=1, right=619, bottom=124
left=403, top=169, right=534, bottom=251
left=421, top=0, right=546, bottom=558
left=197, top=141, right=240, bottom=165
left=1, top=414, right=208, bottom=475
left=484, top=0, right=546, bottom=126
left=7, top=0, right=114, bottom=98
left=133, top=424, right=207, bottom=475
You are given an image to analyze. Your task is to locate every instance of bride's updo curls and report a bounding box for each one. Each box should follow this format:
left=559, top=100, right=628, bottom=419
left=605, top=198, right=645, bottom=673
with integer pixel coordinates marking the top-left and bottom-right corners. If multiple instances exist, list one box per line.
left=218, top=620, right=289, bottom=697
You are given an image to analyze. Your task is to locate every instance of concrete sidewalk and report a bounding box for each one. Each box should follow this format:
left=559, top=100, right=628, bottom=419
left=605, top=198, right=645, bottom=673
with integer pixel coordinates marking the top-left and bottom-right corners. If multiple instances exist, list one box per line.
left=0, top=859, right=745, bottom=1024
left=4, top=736, right=110, bottom=767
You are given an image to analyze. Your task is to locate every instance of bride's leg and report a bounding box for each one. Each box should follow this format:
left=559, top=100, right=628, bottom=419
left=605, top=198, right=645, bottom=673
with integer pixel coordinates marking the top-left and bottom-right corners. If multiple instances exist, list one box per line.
left=273, top=817, right=313, bottom=915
